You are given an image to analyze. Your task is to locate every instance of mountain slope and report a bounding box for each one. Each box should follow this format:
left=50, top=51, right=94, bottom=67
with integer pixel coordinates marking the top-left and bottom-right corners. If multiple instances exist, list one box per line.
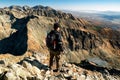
left=63, top=10, right=120, bottom=31
left=0, top=5, right=120, bottom=80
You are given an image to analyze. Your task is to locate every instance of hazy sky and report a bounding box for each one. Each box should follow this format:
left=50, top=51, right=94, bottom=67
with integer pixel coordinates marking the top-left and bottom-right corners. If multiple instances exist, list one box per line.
left=0, top=0, right=120, bottom=11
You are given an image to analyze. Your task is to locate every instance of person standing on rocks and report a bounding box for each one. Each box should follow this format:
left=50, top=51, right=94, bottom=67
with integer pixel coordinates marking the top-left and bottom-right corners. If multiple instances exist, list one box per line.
left=46, top=23, right=64, bottom=72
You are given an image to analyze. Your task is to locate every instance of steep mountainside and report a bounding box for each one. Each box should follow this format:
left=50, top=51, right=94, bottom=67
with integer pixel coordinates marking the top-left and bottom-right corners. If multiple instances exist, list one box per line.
left=64, top=10, right=120, bottom=31
left=0, top=5, right=120, bottom=80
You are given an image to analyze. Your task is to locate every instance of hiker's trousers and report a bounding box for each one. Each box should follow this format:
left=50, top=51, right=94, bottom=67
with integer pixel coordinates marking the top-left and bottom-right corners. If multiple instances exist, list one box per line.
left=49, top=50, right=61, bottom=69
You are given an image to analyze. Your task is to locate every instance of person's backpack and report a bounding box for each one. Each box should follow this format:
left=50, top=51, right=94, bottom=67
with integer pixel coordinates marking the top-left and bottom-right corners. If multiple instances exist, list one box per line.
left=46, top=31, right=57, bottom=50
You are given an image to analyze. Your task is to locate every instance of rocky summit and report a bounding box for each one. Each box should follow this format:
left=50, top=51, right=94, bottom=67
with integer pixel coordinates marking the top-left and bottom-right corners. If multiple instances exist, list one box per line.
left=0, top=5, right=120, bottom=80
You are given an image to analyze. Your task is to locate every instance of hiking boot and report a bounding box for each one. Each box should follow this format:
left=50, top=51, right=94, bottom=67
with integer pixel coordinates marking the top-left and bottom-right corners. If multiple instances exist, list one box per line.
left=53, top=69, right=59, bottom=72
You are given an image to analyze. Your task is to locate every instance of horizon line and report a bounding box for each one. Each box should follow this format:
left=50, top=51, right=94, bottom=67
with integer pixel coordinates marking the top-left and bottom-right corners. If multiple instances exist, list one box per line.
left=1, top=5, right=120, bottom=12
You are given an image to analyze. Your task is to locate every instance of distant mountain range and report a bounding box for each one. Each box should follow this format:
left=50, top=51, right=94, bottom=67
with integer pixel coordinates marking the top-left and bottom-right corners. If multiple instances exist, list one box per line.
left=63, top=10, right=120, bottom=31
left=0, top=5, right=120, bottom=79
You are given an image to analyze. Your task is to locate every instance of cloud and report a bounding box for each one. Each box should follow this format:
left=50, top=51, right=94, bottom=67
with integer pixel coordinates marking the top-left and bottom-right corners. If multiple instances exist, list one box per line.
left=54, top=4, right=120, bottom=11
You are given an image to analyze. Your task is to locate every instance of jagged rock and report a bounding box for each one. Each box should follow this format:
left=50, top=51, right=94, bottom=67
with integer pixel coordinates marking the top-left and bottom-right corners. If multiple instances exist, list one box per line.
left=4, top=71, right=18, bottom=80
left=68, top=69, right=73, bottom=76
left=23, top=6, right=31, bottom=11
left=22, top=61, right=36, bottom=75
left=0, top=60, right=5, bottom=65
left=0, top=5, right=120, bottom=80
left=45, top=70, right=51, bottom=76
left=0, top=53, right=120, bottom=80
left=45, top=76, right=62, bottom=80
left=10, top=64, right=32, bottom=79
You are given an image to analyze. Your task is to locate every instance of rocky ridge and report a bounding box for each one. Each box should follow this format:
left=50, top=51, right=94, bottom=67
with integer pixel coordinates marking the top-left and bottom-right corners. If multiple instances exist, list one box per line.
left=0, top=5, right=120, bottom=80
left=0, top=53, right=120, bottom=80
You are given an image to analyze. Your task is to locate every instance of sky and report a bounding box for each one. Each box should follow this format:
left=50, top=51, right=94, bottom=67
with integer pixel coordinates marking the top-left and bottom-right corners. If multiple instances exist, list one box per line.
left=0, top=0, right=120, bottom=11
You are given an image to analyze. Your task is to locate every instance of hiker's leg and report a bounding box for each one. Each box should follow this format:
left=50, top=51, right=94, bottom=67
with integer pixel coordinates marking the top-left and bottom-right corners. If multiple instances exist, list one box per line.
left=49, top=51, right=54, bottom=68
left=55, top=52, right=60, bottom=69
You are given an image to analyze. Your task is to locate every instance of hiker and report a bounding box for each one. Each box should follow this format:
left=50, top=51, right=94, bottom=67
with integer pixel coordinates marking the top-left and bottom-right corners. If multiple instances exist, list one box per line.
left=46, top=23, right=63, bottom=71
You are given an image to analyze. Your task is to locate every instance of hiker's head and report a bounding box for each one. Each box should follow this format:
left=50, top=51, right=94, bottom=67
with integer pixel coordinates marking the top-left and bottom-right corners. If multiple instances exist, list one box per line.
left=54, top=23, right=61, bottom=31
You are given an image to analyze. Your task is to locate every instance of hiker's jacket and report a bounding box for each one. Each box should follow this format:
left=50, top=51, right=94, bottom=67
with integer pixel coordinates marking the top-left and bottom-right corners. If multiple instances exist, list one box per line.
left=50, top=30, right=63, bottom=51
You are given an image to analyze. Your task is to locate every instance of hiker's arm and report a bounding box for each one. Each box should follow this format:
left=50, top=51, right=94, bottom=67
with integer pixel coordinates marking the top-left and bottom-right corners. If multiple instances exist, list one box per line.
left=57, top=33, right=62, bottom=44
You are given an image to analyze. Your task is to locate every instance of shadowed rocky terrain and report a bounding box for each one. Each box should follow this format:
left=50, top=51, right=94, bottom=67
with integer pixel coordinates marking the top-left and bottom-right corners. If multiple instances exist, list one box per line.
left=0, top=5, right=120, bottom=80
